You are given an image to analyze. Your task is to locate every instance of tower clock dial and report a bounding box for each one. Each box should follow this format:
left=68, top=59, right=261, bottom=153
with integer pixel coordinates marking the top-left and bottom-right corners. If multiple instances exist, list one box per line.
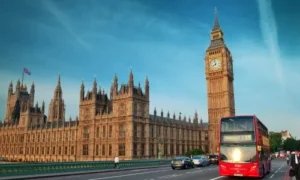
left=209, top=58, right=222, bottom=70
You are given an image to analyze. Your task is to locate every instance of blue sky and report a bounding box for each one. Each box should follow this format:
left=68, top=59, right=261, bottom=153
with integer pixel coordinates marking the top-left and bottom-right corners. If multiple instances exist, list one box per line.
left=0, top=0, right=299, bottom=137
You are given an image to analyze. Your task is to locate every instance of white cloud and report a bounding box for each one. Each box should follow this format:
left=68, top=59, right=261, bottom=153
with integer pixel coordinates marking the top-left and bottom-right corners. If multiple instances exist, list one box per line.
left=41, top=0, right=91, bottom=51
left=257, top=0, right=284, bottom=86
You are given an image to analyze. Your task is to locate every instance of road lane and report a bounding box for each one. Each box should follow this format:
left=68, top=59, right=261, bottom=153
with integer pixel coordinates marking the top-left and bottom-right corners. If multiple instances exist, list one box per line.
left=32, top=159, right=288, bottom=180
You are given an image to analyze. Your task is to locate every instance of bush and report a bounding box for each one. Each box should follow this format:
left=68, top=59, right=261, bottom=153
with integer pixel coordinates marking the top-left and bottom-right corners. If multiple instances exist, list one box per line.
left=185, top=149, right=205, bottom=156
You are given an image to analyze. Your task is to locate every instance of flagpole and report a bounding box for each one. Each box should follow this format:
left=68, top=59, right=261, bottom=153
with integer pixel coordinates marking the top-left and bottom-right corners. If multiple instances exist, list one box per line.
left=22, top=70, right=24, bottom=85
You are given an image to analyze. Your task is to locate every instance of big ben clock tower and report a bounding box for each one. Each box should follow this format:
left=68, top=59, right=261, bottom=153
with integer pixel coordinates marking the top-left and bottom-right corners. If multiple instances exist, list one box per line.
left=205, top=8, right=235, bottom=153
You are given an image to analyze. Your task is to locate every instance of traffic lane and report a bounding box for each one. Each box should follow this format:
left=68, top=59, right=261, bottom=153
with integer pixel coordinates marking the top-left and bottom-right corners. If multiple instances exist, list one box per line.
left=209, top=159, right=287, bottom=180
left=86, top=165, right=220, bottom=180
left=34, top=165, right=220, bottom=180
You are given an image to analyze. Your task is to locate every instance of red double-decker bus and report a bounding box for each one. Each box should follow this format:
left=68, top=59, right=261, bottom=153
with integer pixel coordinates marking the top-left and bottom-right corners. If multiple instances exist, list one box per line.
left=218, top=115, right=271, bottom=178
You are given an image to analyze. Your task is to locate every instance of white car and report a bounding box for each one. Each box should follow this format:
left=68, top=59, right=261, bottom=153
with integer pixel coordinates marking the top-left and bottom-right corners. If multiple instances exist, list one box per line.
left=192, top=156, right=210, bottom=167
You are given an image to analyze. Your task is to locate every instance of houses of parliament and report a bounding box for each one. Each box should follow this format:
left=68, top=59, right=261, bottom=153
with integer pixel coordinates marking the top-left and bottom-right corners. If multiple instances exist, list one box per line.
left=0, top=10, right=235, bottom=162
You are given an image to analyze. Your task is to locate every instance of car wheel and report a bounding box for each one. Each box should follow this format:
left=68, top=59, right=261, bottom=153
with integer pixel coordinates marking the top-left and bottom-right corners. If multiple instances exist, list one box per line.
left=172, top=167, right=175, bottom=170
left=185, top=164, right=188, bottom=169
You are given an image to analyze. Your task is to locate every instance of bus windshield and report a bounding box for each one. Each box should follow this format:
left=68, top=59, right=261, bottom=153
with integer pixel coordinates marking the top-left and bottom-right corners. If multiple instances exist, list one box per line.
left=221, top=116, right=254, bottom=132
left=220, top=144, right=257, bottom=163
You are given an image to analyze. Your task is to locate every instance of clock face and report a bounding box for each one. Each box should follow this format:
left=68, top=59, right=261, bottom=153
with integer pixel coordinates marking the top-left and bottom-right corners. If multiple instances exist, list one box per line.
left=209, top=59, right=222, bottom=70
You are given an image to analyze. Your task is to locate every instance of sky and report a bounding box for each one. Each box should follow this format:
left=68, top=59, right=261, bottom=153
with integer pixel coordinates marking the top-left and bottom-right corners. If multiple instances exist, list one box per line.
left=0, top=0, right=299, bottom=137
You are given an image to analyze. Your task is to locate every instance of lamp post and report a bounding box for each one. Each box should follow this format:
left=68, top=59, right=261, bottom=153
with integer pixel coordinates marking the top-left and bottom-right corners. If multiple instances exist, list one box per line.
left=157, top=139, right=164, bottom=160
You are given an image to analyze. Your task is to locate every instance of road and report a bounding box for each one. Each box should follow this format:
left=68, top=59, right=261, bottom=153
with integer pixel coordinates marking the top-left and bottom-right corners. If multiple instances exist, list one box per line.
left=33, top=159, right=290, bottom=180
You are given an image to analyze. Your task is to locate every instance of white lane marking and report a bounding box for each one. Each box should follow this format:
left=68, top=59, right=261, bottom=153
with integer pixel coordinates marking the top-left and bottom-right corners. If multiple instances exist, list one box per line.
left=158, top=174, right=182, bottom=179
left=186, top=170, right=203, bottom=174
left=88, top=169, right=169, bottom=180
left=210, top=176, right=224, bottom=180
left=269, top=174, right=274, bottom=178
left=275, top=164, right=284, bottom=173
left=132, top=169, right=149, bottom=172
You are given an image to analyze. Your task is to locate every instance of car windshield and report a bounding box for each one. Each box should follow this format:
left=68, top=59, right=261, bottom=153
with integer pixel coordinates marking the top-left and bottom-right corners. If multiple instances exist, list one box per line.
left=193, top=156, right=204, bottom=159
left=174, top=157, right=185, bottom=160
left=220, top=144, right=257, bottom=163
left=209, top=155, right=218, bottom=158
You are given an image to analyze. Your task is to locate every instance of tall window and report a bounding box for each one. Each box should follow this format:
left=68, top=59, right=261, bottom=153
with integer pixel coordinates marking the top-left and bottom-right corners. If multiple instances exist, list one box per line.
left=52, top=147, right=55, bottom=154
left=151, top=126, right=154, bottom=138
left=109, top=144, right=112, bottom=156
left=109, top=125, right=113, bottom=138
left=133, top=143, right=137, bottom=156
left=83, top=127, right=89, bottom=139
left=71, top=131, right=75, bottom=141
left=119, top=144, right=125, bottom=156
left=133, top=123, right=137, bottom=137
left=133, top=103, right=137, bottom=116
left=141, top=143, right=145, bottom=156
left=102, top=144, right=105, bottom=156
left=140, top=104, right=145, bottom=117
left=96, top=145, right=99, bottom=156
left=59, top=147, right=62, bottom=155
left=71, top=146, right=75, bottom=155
left=164, top=144, right=167, bottom=155
left=119, top=124, right=125, bottom=137
left=47, top=147, right=50, bottom=155
left=65, top=131, right=68, bottom=141
left=64, top=146, right=68, bottom=155
left=103, top=126, right=106, bottom=138
left=150, top=144, right=154, bottom=156
left=96, top=127, right=99, bottom=138
left=83, top=144, right=89, bottom=155
left=141, top=125, right=145, bottom=138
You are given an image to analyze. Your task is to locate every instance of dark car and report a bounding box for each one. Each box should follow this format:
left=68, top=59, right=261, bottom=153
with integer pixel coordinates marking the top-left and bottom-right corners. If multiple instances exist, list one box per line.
left=171, top=156, right=194, bottom=170
left=209, top=154, right=219, bottom=165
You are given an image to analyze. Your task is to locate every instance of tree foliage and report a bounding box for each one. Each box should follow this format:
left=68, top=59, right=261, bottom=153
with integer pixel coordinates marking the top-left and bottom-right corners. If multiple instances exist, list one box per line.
left=283, top=138, right=298, bottom=151
left=269, top=132, right=282, bottom=152
left=185, top=149, right=205, bottom=156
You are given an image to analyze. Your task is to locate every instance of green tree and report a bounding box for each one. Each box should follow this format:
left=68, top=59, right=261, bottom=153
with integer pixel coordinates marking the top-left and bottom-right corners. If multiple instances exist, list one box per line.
left=283, top=138, right=298, bottom=151
left=269, top=132, right=282, bottom=152
left=185, top=149, right=205, bottom=156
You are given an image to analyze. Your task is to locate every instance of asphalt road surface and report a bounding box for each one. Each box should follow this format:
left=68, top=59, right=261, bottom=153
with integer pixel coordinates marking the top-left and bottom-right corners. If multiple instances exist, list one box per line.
left=34, top=159, right=290, bottom=180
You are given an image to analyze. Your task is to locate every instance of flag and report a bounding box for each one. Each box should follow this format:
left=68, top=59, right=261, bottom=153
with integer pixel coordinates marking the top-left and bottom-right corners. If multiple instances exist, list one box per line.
left=23, top=68, right=31, bottom=75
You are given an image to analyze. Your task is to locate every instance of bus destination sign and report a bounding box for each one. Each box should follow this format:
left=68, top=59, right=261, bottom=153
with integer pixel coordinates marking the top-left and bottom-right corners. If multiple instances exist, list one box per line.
left=222, top=134, right=253, bottom=142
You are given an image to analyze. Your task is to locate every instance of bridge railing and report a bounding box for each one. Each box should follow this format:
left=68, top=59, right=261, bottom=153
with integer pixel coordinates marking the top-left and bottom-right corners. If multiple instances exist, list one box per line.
left=0, top=159, right=171, bottom=177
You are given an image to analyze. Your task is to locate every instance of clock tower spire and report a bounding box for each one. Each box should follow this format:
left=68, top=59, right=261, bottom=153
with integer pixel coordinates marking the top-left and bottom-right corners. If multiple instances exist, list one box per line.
left=205, top=8, right=235, bottom=154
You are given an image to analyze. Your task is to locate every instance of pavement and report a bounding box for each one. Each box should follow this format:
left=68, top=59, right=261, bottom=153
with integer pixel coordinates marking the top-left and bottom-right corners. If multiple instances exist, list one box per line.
left=22, top=158, right=290, bottom=180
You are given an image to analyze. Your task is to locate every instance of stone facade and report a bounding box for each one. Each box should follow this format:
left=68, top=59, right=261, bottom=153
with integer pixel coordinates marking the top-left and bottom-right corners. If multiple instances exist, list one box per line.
left=205, top=10, right=236, bottom=153
left=0, top=71, right=208, bottom=162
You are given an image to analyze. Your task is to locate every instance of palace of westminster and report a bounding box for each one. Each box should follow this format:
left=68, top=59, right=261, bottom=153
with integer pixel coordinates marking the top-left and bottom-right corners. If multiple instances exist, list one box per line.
left=0, top=11, right=235, bottom=162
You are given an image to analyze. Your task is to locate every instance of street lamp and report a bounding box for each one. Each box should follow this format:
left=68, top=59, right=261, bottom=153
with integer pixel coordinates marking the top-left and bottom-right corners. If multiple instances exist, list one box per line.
left=157, top=139, right=164, bottom=159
